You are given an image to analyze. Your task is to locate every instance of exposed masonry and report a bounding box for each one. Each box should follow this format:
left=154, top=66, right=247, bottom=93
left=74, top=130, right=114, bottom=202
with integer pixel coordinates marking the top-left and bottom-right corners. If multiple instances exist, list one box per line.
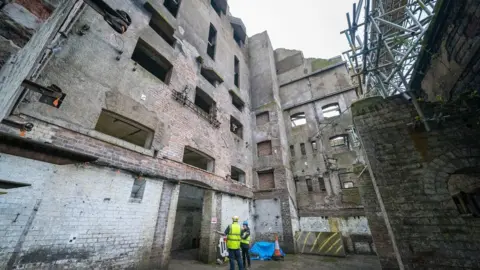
left=0, top=0, right=374, bottom=268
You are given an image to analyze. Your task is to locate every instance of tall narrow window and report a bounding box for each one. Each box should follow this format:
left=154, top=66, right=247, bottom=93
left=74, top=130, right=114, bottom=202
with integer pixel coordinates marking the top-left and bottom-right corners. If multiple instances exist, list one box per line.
left=131, top=39, right=173, bottom=83
left=300, top=143, right=306, bottom=156
left=290, top=112, right=306, bottom=127
left=306, top=178, right=313, bottom=192
left=290, top=145, right=295, bottom=157
left=95, top=110, right=154, bottom=148
left=207, top=24, right=217, bottom=60
left=130, top=177, right=146, bottom=200
left=318, top=177, right=326, bottom=191
left=322, top=103, right=341, bottom=118
left=311, top=141, right=318, bottom=152
left=164, top=0, right=181, bottom=17
left=234, top=56, right=240, bottom=88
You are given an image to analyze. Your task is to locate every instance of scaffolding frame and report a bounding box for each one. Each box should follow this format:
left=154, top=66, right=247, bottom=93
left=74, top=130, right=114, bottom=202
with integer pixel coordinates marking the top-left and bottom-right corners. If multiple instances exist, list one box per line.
left=342, top=0, right=438, bottom=130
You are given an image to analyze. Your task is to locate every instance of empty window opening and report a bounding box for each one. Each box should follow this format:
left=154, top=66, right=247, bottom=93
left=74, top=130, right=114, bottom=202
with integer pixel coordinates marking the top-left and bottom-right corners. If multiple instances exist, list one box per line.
left=448, top=173, right=480, bottom=217
left=311, top=141, right=318, bottom=152
left=256, top=112, right=269, bottom=126
left=194, top=87, right=216, bottom=114
left=291, top=112, right=306, bottom=127
left=130, top=177, right=146, bottom=200
left=207, top=24, right=217, bottom=60
left=131, top=39, right=173, bottom=83
left=230, top=116, right=243, bottom=139
left=319, top=177, right=326, bottom=191
left=300, top=143, right=306, bottom=156
left=257, top=141, right=272, bottom=157
left=306, top=178, right=313, bottom=192
left=210, top=0, right=226, bottom=16
left=330, top=135, right=348, bottom=147
left=322, top=103, right=341, bottom=118
left=95, top=110, right=154, bottom=148
left=258, top=170, right=275, bottom=190
left=229, top=90, right=244, bottom=111
left=231, top=166, right=245, bottom=183
left=182, top=146, right=215, bottom=172
left=343, top=181, right=354, bottom=189
left=290, top=145, right=295, bottom=157
left=200, top=66, right=223, bottom=87
left=294, top=177, right=299, bottom=192
left=234, top=56, right=240, bottom=88
left=164, top=0, right=181, bottom=17
left=233, top=31, right=244, bottom=48
left=149, top=15, right=176, bottom=46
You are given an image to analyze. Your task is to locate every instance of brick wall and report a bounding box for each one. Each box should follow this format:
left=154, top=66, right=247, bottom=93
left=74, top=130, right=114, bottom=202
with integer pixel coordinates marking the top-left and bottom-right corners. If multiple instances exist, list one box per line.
left=353, top=95, right=480, bottom=269
left=257, top=140, right=272, bottom=156
left=258, top=171, right=275, bottom=190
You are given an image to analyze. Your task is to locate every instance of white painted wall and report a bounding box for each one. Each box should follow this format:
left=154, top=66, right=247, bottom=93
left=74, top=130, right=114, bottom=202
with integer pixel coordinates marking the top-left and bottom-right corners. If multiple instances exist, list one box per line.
left=299, top=217, right=330, bottom=232
left=254, top=199, right=283, bottom=235
left=0, top=154, right=164, bottom=269
left=338, top=216, right=371, bottom=235
left=220, top=195, right=254, bottom=240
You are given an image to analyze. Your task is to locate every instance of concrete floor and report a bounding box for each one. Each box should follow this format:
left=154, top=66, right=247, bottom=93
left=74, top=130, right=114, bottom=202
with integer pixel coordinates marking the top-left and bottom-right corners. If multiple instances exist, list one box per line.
left=169, top=253, right=382, bottom=270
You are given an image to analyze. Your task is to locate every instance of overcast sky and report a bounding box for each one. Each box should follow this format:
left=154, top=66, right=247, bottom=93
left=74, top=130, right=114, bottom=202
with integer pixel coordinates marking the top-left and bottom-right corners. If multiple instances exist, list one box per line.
left=228, top=0, right=357, bottom=59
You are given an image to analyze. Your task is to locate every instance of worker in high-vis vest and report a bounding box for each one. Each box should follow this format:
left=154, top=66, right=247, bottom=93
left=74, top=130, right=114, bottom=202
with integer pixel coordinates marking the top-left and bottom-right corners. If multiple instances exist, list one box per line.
left=241, top=221, right=251, bottom=270
left=224, top=216, right=244, bottom=270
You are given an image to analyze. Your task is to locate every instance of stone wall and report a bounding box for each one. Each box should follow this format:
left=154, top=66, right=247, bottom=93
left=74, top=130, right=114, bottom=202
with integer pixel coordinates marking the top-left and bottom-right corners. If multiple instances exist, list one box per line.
left=353, top=95, right=480, bottom=269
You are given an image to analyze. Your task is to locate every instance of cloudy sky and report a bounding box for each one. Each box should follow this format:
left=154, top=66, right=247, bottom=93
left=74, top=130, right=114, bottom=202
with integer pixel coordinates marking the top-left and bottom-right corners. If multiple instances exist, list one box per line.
left=228, top=0, right=357, bottom=59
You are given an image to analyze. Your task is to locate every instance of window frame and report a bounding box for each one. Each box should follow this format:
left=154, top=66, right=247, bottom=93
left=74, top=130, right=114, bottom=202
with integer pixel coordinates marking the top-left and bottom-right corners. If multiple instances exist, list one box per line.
left=290, top=112, right=307, bottom=127
left=322, top=103, right=341, bottom=118
left=234, top=56, right=240, bottom=88
left=207, top=23, right=217, bottom=60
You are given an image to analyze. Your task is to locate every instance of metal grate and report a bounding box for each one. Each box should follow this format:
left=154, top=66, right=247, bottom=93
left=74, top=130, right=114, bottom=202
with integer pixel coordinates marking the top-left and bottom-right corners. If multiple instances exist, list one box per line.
left=172, top=88, right=221, bottom=128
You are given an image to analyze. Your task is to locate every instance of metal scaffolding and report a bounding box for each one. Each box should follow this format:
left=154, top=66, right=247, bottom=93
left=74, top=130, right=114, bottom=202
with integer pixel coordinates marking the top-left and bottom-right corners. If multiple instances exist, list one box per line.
left=342, top=0, right=437, bottom=98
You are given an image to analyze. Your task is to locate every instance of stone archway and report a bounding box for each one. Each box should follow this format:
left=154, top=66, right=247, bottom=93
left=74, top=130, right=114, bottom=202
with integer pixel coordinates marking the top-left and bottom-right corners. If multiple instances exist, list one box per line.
left=422, top=148, right=480, bottom=198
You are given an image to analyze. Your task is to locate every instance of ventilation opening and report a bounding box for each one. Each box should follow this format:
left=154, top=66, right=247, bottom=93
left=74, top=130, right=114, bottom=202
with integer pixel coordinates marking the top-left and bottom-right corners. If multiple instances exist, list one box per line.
left=164, top=0, right=181, bottom=17
left=234, top=56, right=240, bottom=88
left=256, top=112, right=269, bottom=126
left=149, top=15, right=176, bottom=46
left=290, top=145, right=295, bottom=157
left=183, top=146, right=215, bottom=172
left=229, top=90, right=244, bottom=111
left=330, top=135, right=348, bottom=147
left=230, top=116, right=243, bottom=139
left=231, top=166, right=245, bottom=183
left=300, top=143, right=306, bottom=156
left=306, top=178, right=313, bottom=192
left=322, top=103, right=341, bottom=118
left=194, top=87, right=215, bottom=114
left=291, top=112, right=306, bottom=127
left=95, top=110, right=154, bottom=148
left=258, top=170, right=274, bottom=190
left=130, top=176, right=146, bottom=201
left=131, top=39, right=173, bottom=83
left=257, top=141, right=272, bottom=157
left=207, top=24, right=217, bottom=60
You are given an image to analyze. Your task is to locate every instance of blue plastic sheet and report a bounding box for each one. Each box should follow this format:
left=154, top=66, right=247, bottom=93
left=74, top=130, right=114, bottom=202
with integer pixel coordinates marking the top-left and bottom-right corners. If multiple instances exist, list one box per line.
left=249, top=241, right=285, bottom=261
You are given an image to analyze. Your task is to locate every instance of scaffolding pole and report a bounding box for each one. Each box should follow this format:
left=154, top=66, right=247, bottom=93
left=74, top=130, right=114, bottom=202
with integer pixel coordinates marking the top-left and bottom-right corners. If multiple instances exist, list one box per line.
left=342, top=0, right=438, bottom=131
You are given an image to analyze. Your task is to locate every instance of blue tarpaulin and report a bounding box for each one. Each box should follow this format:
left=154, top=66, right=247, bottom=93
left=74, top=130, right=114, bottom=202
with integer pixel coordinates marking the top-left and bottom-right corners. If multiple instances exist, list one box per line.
left=249, top=241, right=285, bottom=261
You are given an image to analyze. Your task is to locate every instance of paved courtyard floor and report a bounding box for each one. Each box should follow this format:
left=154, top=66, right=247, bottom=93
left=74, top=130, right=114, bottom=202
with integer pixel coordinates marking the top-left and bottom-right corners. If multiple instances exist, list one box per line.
left=169, top=252, right=381, bottom=270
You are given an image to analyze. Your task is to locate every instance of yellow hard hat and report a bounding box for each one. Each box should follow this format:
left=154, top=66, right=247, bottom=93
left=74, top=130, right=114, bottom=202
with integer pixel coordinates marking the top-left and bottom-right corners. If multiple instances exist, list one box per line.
left=232, top=216, right=239, bottom=221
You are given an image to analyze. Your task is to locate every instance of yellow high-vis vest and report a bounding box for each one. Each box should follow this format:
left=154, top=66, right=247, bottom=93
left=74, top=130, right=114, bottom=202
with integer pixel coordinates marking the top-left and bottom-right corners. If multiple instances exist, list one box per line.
left=240, top=232, right=250, bottom=245
left=227, top=222, right=241, bottom=249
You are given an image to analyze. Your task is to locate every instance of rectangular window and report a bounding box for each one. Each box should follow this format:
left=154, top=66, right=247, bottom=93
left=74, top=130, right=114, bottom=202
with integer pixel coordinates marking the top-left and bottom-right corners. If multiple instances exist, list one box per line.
left=300, top=143, right=306, bottom=156
left=256, top=112, right=269, bottom=126
left=290, top=145, right=295, bottom=157
left=131, top=39, right=173, bottom=83
left=149, top=15, right=176, bottom=46
left=234, top=56, right=240, bottom=88
left=322, top=103, right=341, bottom=118
left=211, top=0, right=226, bottom=16
left=231, top=166, right=245, bottom=183
left=318, top=177, right=326, bottom=191
left=330, top=135, right=348, bottom=147
left=95, top=110, right=154, bottom=148
left=207, top=24, right=217, bottom=60
left=343, top=181, right=354, bottom=189
left=306, top=178, right=313, bottom=192
left=130, top=177, right=146, bottom=200
left=183, top=146, right=215, bottom=172
left=258, top=170, right=275, bottom=190
left=257, top=141, right=272, bottom=157
left=311, top=141, right=318, bottom=152
left=229, top=90, right=244, bottom=111
left=291, top=112, right=306, bottom=127
left=230, top=116, right=243, bottom=139
left=194, top=87, right=215, bottom=114
left=164, top=0, right=181, bottom=17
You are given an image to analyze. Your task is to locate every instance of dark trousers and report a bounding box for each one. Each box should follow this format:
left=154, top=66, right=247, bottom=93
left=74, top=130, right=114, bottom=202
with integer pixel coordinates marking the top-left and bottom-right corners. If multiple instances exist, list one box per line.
left=241, top=244, right=251, bottom=267
left=228, top=248, right=244, bottom=270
